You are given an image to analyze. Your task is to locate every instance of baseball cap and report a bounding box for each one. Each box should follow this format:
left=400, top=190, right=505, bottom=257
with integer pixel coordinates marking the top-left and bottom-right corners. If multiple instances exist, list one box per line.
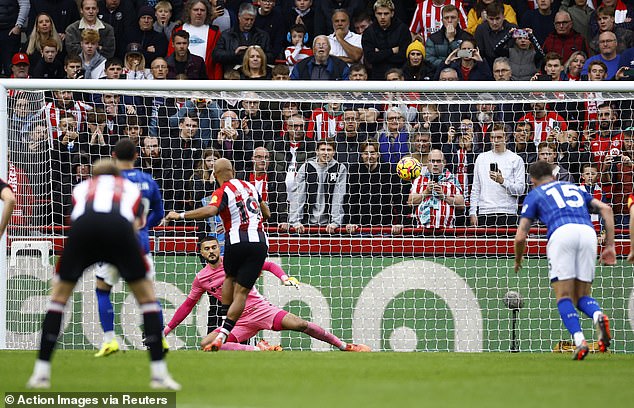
left=12, top=52, right=30, bottom=66
left=126, top=43, right=142, bottom=55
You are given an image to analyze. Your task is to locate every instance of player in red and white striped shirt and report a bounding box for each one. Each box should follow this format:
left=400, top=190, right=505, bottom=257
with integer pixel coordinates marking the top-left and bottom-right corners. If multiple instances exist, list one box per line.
left=408, top=150, right=465, bottom=228
left=163, top=158, right=271, bottom=352
left=409, top=0, right=467, bottom=41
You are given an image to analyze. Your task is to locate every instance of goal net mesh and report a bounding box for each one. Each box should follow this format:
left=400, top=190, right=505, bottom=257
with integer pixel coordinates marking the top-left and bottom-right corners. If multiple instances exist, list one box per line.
left=2, top=83, right=633, bottom=353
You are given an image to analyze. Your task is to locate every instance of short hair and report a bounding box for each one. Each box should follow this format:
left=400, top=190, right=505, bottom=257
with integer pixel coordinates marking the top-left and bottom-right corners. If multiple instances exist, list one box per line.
left=290, top=23, right=307, bottom=35
left=173, top=30, right=190, bottom=42
left=316, top=138, right=336, bottom=150
left=349, top=63, right=367, bottom=74
left=156, top=0, right=173, bottom=11
left=537, top=142, right=556, bottom=152
left=86, top=108, right=107, bottom=125
left=332, top=9, right=349, bottom=20
left=493, top=56, right=511, bottom=68
left=224, top=69, right=241, bottom=80
left=114, top=138, right=138, bottom=161
left=492, top=122, right=507, bottom=134
left=597, top=5, right=615, bottom=17
left=442, top=4, right=458, bottom=16
left=515, top=120, right=533, bottom=130
left=385, top=67, right=404, bottom=79
left=485, top=1, right=504, bottom=18
left=40, top=38, right=60, bottom=50
left=271, top=64, right=290, bottom=77
left=64, top=54, right=82, bottom=66
left=239, top=2, right=257, bottom=17
left=582, top=162, right=599, bottom=172
left=544, top=52, right=564, bottom=64
left=373, top=0, right=395, bottom=11
left=105, top=57, right=123, bottom=69
left=92, top=159, right=120, bottom=176
left=439, top=67, right=458, bottom=77
left=81, top=29, right=100, bottom=44
left=198, top=234, right=219, bottom=249
left=588, top=60, right=608, bottom=74
left=529, top=160, right=554, bottom=180
left=180, top=112, right=199, bottom=124
left=359, top=140, right=379, bottom=153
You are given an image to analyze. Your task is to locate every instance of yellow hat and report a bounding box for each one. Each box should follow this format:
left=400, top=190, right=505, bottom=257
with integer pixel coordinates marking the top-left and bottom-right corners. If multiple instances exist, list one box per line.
left=406, top=40, right=426, bottom=58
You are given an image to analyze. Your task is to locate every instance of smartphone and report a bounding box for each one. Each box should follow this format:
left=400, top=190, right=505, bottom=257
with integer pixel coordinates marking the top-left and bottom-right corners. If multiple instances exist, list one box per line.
left=456, top=49, right=473, bottom=59
left=224, top=116, right=232, bottom=128
left=490, top=162, right=499, bottom=172
left=536, top=74, right=552, bottom=81
left=512, top=29, right=528, bottom=38
left=623, top=68, right=634, bottom=78
left=76, top=69, right=86, bottom=79
left=216, top=0, right=225, bottom=9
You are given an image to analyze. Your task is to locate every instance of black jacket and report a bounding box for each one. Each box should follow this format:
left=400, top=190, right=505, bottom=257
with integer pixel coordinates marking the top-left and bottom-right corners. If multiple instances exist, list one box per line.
left=362, top=18, right=411, bottom=80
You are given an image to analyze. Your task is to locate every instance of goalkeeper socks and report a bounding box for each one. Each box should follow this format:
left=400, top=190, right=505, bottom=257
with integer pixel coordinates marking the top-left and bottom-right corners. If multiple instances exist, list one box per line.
left=303, top=322, right=344, bottom=349
left=220, top=304, right=229, bottom=320
left=39, top=301, right=65, bottom=362
left=141, top=302, right=164, bottom=361
left=577, top=296, right=602, bottom=323
left=96, top=288, right=114, bottom=334
left=220, top=318, right=236, bottom=335
left=557, top=298, right=583, bottom=338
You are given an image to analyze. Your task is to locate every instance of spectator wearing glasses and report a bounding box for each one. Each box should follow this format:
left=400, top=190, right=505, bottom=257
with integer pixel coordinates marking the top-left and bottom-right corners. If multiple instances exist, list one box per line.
left=438, top=37, right=492, bottom=80
left=589, top=6, right=634, bottom=56
left=559, top=0, right=594, bottom=44
left=543, top=10, right=588, bottom=63
left=583, top=31, right=620, bottom=79
left=378, top=107, right=410, bottom=168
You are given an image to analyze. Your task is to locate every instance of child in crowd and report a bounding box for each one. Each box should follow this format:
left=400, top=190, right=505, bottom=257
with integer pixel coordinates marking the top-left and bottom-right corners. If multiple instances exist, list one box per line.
left=284, top=24, right=312, bottom=76
left=580, top=163, right=607, bottom=239
left=154, top=0, right=179, bottom=43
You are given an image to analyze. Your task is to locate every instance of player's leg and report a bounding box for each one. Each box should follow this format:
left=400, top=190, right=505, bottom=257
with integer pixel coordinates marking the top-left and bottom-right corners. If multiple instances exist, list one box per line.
left=552, top=279, right=588, bottom=360
left=93, top=263, right=119, bottom=357
left=201, top=330, right=261, bottom=351
left=280, top=312, right=370, bottom=351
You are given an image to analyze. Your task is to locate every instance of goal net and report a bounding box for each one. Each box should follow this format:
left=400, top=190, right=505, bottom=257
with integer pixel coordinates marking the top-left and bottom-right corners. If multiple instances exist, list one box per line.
left=1, top=79, right=632, bottom=353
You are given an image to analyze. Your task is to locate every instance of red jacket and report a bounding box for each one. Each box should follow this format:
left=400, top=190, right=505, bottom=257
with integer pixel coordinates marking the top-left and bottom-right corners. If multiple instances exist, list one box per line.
left=167, top=24, right=223, bottom=80
left=542, top=31, right=588, bottom=63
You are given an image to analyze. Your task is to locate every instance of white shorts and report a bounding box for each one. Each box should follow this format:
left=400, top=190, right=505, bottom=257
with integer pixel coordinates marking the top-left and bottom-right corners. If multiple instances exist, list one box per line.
left=547, top=224, right=597, bottom=283
left=93, top=253, right=156, bottom=287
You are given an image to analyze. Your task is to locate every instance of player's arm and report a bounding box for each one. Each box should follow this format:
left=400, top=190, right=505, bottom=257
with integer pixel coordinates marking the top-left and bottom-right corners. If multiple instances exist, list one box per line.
left=260, top=200, right=271, bottom=221
left=164, top=277, right=204, bottom=335
left=146, top=180, right=165, bottom=229
left=514, top=217, right=532, bottom=273
left=0, top=186, right=16, bottom=238
left=589, top=198, right=617, bottom=265
left=164, top=205, right=219, bottom=223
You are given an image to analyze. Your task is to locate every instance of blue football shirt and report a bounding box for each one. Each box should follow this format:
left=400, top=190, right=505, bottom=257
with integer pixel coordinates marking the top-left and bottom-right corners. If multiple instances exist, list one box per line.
left=521, top=181, right=594, bottom=239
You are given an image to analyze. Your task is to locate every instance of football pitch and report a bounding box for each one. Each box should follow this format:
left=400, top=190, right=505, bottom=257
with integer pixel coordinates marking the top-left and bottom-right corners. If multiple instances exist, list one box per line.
left=1, top=350, right=634, bottom=408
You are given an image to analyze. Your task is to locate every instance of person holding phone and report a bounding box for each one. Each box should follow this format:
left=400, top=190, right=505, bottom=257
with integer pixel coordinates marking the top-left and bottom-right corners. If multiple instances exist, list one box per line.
left=474, top=1, right=516, bottom=68
left=438, top=37, right=492, bottom=80
left=470, top=123, right=526, bottom=228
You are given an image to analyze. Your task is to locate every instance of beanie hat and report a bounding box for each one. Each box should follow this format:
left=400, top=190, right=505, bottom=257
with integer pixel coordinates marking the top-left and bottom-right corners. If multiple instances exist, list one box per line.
left=406, top=40, right=425, bottom=59
left=138, top=5, right=156, bottom=20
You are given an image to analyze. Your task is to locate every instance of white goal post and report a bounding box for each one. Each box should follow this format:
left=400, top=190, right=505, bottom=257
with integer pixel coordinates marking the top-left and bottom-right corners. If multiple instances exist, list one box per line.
left=0, top=79, right=633, bottom=353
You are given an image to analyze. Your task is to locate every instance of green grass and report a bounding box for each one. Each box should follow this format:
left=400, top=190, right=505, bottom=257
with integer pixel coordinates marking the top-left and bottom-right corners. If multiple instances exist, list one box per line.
left=2, top=350, right=634, bottom=408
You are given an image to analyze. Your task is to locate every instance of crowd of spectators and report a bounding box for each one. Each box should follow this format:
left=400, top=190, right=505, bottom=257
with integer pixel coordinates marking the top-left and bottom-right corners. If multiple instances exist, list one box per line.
left=3, top=0, right=634, bottom=235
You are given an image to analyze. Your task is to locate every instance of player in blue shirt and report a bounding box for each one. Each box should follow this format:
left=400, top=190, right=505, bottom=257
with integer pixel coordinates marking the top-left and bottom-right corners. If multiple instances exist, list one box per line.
left=93, top=138, right=166, bottom=357
left=514, top=161, right=616, bottom=360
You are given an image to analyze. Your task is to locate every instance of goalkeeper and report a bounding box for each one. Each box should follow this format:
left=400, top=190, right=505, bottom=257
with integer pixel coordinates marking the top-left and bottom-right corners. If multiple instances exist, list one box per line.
left=164, top=236, right=370, bottom=352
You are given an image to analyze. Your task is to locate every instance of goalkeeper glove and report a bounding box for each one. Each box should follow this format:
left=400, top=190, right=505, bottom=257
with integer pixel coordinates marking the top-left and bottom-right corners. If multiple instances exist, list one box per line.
left=283, top=277, right=300, bottom=289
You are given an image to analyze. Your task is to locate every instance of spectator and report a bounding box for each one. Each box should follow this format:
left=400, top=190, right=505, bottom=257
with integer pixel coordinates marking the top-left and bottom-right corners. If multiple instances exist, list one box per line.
left=521, top=0, right=556, bottom=45
left=537, top=51, right=566, bottom=81
left=44, top=90, right=92, bottom=141
left=362, top=0, right=411, bottom=80
left=101, top=57, right=123, bottom=79
left=31, top=39, right=65, bottom=79
left=470, top=123, right=525, bottom=228
left=78, top=29, right=106, bottom=79
left=97, top=0, right=136, bottom=61
left=537, top=142, right=574, bottom=182
left=188, top=148, right=220, bottom=207
left=284, top=24, right=313, bottom=76
left=474, top=1, right=517, bottom=68
left=239, top=93, right=274, bottom=148
left=314, top=0, right=365, bottom=37
left=346, top=64, right=381, bottom=133
left=239, top=45, right=271, bottom=79
left=213, top=109, right=253, bottom=172
left=439, top=37, right=493, bottom=80
left=583, top=31, right=620, bottom=79
left=491, top=56, right=513, bottom=81
left=346, top=140, right=404, bottom=234
left=122, top=43, right=153, bottom=80
left=518, top=102, right=568, bottom=146
left=65, top=0, right=115, bottom=59
left=425, top=5, right=472, bottom=69
left=26, top=13, right=63, bottom=68
left=543, top=10, right=589, bottom=63
left=267, top=114, right=316, bottom=208
left=508, top=120, right=537, bottom=168
left=401, top=40, right=435, bottom=80
left=212, top=2, right=272, bottom=73
left=579, top=162, right=606, bottom=233
left=9, top=52, right=29, bottom=79
left=494, top=28, right=544, bottom=81
left=284, top=139, right=348, bottom=234
left=166, top=30, right=208, bottom=79
left=328, top=9, right=363, bottom=65
left=0, top=0, right=29, bottom=77
left=168, top=97, right=221, bottom=148
left=588, top=0, right=634, bottom=38
left=438, top=66, right=459, bottom=80
left=587, top=59, right=609, bottom=82
left=589, top=6, right=634, bottom=55
left=236, top=146, right=287, bottom=225
left=383, top=68, right=419, bottom=122
left=335, top=108, right=367, bottom=166
left=153, top=0, right=179, bottom=43
left=409, top=131, right=433, bottom=170
left=127, top=5, right=168, bottom=68
left=150, top=57, right=168, bottom=80
left=63, top=54, right=83, bottom=80
left=271, top=64, right=291, bottom=80
left=588, top=102, right=622, bottom=164
left=285, top=0, right=317, bottom=43
left=352, top=11, right=372, bottom=35
left=408, top=149, right=465, bottom=228
left=254, top=0, right=286, bottom=60
left=410, top=0, right=467, bottom=42
left=446, top=125, right=479, bottom=225
left=560, top=0, right=594, bottom=44
left=600, top=126, right=634, bottom=227
left=564, top=50, right=587, bottom=80
left=139, top=135, right=171, bottom=192
left=466, top=0, right=516, bottom=36
left=378, top=107, right=410, bottom=168
left=168, top=0, right=223, bottom=80
left=306, top=99, right=344, bottom=141
left=557, top=128, right=591, bottom=181
left=290, top=35, right=349, bottom=80
left=28, top=0, right=79, bottom=43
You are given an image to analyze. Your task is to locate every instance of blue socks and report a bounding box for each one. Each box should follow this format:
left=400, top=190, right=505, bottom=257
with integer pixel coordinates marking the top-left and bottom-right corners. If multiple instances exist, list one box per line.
left=557, top=298, right=582, bottom=336
left=96, top=288, right=114, bottom=333
left=577, top=296, right=602, bottom=321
